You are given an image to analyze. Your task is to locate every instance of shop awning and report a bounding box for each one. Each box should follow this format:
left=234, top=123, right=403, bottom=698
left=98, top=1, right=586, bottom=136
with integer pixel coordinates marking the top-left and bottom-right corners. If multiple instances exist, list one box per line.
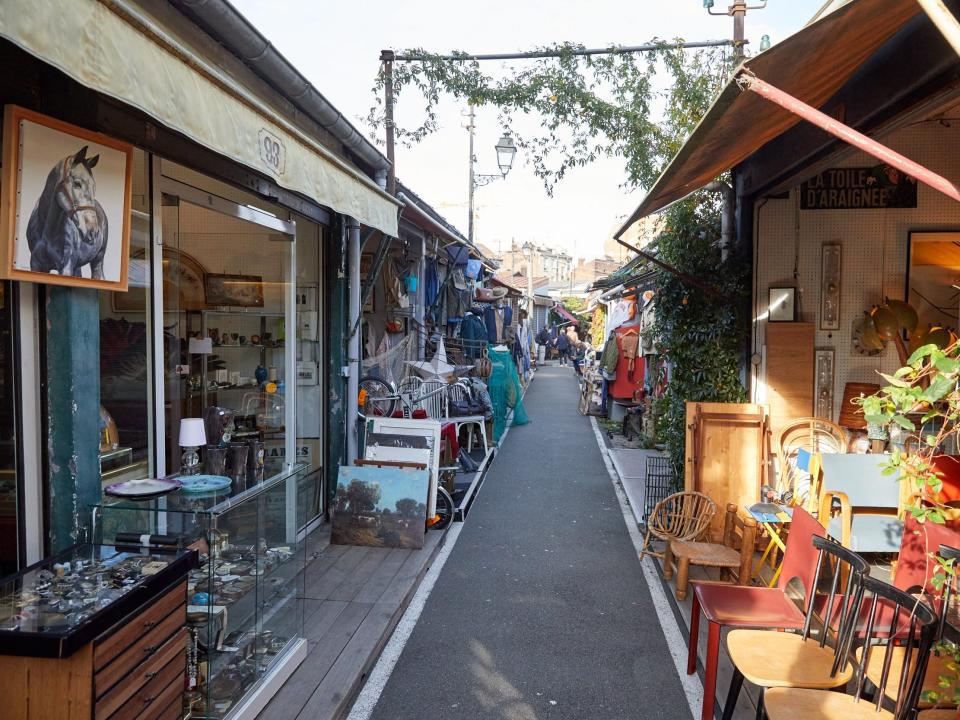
left=615, top=0, right=922, bottom=238
left=0, top=0, right=401, bottom=237
left=553, top=305, right=578, bottom=324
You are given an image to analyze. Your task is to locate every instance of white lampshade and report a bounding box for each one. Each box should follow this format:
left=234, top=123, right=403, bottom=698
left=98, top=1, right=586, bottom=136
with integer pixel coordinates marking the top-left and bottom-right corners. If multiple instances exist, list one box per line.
left=188, top=337, right=213, bottom=354
left=179, top=418, right=207, bottom=447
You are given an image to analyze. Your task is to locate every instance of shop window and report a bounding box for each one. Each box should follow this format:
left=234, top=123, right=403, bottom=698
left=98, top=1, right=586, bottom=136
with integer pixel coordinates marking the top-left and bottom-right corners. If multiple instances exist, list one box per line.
left=0, top=281, right=17, bottom=575
left=161, top=184, right=294, bottom=484
left=99, top=148, right=153, bottom=484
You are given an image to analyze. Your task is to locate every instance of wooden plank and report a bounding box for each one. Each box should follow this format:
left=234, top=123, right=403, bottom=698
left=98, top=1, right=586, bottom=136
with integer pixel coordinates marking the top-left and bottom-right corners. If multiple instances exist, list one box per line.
left=326, top=548, right=394, bottom=602
left=260, top=601, right=374, bottom=719
left=304, top=546, right=370, bottom=599
left=766, top=322, right=814, bottom=448
left=295, top=601, right=400, bottom=720
left=377, top=534, right=443, bottom=607
left=353, top=547, right=410, bottom=604
left=303, top=600, right=350, bottom=644
left=0, top=643, right=93, bottom=719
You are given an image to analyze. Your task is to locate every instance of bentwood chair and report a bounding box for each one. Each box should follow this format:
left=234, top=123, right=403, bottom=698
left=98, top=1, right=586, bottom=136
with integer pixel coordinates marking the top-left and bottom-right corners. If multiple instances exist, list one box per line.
left=639, top=491, right=716, bottom=561
left=763, top=575, right=939, bottom=720
left=721, top=536, right=870, bottom=720
left=689, top=507, right=825, bottom=720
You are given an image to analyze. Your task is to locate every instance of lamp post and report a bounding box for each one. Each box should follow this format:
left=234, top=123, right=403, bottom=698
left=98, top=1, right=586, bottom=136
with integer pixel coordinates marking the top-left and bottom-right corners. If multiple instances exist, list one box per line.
left=467, top=103, right=517, bottom=244
left=522, top=241, right=535, bottom=318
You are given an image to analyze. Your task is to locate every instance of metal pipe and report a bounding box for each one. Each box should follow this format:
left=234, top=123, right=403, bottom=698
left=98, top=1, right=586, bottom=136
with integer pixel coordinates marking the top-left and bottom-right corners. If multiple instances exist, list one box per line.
left=346, top=217, right=361, bottom=464
left=467, top=104, right=476, bottom=244
left=740, top=72, right=960, bottom=204
left=615, top=238, right=727, bottom=299
left=392, top=39, right=737, bottom=62
left=704, top=180, right=734, bottom=261
left=917, top=0, right=960, bottom=60
left=381, top=50, right=397, bottom=195
left=175, top=0, right=390, bottom=173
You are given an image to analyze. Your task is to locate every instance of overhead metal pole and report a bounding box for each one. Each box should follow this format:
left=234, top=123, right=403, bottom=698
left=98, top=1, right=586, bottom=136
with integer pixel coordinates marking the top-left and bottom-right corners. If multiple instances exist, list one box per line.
left=740, top=72, right=960, bottom=204
left=916, top=0, right=960, bottom=60
left=392, top=39, right=737, bottom=62
left=732, top=1, right=747, bottom=63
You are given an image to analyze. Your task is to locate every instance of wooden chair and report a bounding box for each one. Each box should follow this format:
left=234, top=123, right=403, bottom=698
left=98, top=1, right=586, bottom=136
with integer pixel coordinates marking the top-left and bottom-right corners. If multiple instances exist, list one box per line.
left=721, top=536, right=871, bottom=720
left=663, top=504, right=758, bottom=601
left=776, top=417, right=847, bottom=510
left=917, top=712, right=956, bottom=719
left=763, top=575, right=939, bottom=720
left=688, top=507, right=826, bottom=720
left=639, top=490, right=716, bottom=562
left=817, top=453, right=904, bottom=553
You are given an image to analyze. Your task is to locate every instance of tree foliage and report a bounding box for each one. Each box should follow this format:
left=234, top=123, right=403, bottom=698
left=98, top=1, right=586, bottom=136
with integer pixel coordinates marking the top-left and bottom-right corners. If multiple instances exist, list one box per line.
left=369, top=42, right=730, bottom=193
left=651, top=193, right=749, bottom=474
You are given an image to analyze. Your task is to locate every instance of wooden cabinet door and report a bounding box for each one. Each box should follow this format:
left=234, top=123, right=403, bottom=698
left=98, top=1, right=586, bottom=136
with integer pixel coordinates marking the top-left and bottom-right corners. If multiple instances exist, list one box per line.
left=766, top=322, right=814, bottom=448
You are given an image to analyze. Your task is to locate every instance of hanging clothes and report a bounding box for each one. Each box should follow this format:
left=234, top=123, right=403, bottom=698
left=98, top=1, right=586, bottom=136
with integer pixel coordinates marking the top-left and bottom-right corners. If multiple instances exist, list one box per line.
left=599, top=333, right=619, bottom=376
left=606, top=298, right=637, bottom=334
left=609, top=326, right=644, bottom=401
left=459, top=311, right=487, bottom=359
left=424, top=259, right=439, bottom=308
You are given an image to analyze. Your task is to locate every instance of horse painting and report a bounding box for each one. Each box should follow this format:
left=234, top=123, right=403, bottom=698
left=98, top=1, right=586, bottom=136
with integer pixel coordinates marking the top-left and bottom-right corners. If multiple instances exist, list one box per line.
left=25, top=145, right=109, bottom=278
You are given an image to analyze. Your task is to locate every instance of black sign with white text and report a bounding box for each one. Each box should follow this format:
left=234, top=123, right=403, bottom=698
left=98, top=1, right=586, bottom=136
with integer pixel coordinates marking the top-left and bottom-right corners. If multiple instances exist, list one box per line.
left=800, top=165, right=917, bottom=210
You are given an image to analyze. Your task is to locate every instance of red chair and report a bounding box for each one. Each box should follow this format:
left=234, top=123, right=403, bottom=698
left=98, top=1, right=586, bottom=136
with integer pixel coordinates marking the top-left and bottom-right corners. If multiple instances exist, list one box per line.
left=688, top=507, right=825, bottom=720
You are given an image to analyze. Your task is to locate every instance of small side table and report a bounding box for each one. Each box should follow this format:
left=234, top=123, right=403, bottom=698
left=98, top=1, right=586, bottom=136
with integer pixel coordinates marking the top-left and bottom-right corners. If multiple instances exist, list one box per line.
left=748, top=504, right=793, bottom=588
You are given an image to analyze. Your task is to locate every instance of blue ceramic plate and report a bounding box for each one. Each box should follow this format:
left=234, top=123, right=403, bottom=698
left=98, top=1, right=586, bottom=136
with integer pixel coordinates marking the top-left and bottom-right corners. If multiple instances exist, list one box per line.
left=179, top=475, right=233, bottom=494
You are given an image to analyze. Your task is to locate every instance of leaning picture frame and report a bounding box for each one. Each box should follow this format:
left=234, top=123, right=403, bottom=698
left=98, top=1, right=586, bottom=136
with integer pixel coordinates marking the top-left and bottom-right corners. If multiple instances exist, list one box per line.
left=0, top=105, right=133, bottom=291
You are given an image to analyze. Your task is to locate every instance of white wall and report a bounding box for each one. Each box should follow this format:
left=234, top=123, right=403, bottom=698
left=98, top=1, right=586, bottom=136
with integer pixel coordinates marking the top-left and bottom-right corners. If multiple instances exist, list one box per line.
left=752, top=119, right=960, bottom=420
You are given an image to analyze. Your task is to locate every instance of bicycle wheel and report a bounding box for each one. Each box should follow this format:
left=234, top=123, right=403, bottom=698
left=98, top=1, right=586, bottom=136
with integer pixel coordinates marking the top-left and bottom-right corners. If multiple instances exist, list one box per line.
left=432, top=486, right=456, bottom=530
left=359, top=376, right=396, bottom=417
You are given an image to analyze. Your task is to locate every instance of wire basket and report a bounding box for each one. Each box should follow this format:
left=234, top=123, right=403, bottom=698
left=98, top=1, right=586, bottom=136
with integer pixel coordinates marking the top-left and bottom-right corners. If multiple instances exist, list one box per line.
left=644, top=455, right=678, bottom=524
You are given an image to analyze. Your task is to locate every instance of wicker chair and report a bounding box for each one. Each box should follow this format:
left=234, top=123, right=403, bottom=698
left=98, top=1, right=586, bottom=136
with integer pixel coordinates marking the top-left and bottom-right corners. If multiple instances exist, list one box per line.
left=639, top=491, right=716, bottom=561
left=775, top=417, right=847, bottom=510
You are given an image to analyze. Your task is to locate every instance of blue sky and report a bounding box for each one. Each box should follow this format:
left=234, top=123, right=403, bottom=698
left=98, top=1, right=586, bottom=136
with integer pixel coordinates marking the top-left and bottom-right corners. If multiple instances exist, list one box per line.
left=233, top=1, right=826, bottom=260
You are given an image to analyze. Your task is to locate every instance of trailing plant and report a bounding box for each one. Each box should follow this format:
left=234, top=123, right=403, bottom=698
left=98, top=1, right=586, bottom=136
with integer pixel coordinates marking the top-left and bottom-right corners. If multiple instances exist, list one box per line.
left=650, top=193, right=749, bottom=476
left=857, top=340, right=960, bottom=707
left=369, top=42, right=731, bottom=194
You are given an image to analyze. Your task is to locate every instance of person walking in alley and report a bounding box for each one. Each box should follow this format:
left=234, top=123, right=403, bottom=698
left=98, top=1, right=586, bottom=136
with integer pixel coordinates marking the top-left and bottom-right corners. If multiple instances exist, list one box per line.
left=555, top=325, right=570, bottom=365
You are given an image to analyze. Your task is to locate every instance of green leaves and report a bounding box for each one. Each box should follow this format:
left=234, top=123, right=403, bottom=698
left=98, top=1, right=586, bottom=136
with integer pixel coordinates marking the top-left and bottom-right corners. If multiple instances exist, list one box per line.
left=371, top=42, right=732, bottom=193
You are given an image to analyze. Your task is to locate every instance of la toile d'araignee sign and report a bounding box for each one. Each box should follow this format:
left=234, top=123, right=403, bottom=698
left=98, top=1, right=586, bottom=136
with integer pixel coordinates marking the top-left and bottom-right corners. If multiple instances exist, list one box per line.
left=801, top=165, right=917, bottom=210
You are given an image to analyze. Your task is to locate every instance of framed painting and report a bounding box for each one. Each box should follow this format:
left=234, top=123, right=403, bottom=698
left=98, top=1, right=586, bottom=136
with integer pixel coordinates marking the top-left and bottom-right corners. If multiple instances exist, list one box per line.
left=0, top=105, right=133, bottom=290
left=330, top=464, right=429, bottom=549
left=907, top=231, right=960, bottom=336
left=204, top=273, right=264, bottom=307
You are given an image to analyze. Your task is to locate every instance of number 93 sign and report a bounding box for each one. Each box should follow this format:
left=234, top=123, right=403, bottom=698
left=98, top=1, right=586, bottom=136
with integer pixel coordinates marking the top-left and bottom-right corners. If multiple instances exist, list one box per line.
left=258, top=128, right=285, bottom=175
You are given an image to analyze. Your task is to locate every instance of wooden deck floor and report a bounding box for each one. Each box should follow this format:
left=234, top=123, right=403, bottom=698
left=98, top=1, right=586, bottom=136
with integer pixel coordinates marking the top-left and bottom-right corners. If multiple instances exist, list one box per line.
left=258, top=526, right=446, bottom=720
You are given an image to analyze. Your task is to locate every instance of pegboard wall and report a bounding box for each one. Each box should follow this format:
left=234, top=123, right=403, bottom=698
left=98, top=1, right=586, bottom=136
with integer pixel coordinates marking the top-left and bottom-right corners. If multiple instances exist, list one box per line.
left=753, top=118, right=960, bottom=421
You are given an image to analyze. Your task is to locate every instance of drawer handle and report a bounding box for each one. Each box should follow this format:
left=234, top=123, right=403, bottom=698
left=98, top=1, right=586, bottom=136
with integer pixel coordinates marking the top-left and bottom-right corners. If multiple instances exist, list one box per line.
left=144, top=671, right=158, bottom=680
left=144, top=696, right=156, bottom=704
left=143, top=620, right=157, bottom=629
left=143, top=644, right=158, bottom=654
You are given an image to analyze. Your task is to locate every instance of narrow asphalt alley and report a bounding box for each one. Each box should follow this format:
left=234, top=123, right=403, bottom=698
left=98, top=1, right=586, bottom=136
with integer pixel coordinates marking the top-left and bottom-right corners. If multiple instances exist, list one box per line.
left=365, top=365, right=689, bottom=720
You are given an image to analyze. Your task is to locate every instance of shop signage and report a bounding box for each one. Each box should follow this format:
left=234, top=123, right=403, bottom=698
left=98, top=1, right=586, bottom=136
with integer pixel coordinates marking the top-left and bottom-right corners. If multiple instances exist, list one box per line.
left=264, top=441, right=312, bottom=465
left=258, top=128, right=286, bottom=175
left=801, top=165, right=917, bottom=210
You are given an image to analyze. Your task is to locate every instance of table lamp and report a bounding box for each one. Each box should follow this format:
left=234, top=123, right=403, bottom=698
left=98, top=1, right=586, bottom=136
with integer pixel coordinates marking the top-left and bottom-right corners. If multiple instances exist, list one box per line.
left=179, top=418, right=207, bottom=475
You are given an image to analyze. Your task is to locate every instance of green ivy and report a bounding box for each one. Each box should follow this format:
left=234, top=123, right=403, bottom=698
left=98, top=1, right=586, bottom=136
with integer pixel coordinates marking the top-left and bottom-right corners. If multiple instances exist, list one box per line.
left=369, top=42, right=731, bottom=193
left=651, top=193, right=749, bottom=475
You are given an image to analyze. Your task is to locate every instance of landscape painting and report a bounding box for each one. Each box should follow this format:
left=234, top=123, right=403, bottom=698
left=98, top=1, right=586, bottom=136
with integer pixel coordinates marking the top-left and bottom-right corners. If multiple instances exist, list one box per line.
left=331, top=465, right=429, bottom=549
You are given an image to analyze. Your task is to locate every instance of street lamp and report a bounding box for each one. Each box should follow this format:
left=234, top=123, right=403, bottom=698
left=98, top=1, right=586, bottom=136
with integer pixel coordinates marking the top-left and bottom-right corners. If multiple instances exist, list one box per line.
left=467, top=104, right=517, bottom=244
left=495, top=135, right=517, bottom=177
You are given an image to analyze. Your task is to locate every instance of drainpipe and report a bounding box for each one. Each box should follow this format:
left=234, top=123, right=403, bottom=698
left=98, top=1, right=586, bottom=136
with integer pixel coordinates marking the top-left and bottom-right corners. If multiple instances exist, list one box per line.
left=704, top=180, right=734, bottom=261
left=346, top=217, right=362, bottom=463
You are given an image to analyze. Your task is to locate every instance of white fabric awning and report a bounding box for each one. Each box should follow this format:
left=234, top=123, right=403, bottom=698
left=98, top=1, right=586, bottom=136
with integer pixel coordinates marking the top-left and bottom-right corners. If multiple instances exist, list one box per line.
left=0, top=0, right=400, bottom=236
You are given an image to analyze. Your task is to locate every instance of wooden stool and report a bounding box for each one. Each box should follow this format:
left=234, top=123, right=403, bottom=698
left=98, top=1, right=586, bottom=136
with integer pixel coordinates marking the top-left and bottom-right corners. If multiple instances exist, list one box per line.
left=662, top=503, right=756, bottom=600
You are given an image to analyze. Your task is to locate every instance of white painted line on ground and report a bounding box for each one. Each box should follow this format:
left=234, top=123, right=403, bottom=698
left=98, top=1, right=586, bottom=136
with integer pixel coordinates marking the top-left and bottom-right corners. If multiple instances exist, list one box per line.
left=589, top=416, right=702, bottom=720
left=346, top=521, right=464, bottom=720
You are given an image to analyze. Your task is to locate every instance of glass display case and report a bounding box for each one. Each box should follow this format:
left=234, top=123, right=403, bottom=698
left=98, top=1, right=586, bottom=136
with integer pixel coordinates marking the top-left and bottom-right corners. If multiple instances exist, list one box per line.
left=0, top=543, right=197, bottom=657
left=94, top=464, right=309, bottom=719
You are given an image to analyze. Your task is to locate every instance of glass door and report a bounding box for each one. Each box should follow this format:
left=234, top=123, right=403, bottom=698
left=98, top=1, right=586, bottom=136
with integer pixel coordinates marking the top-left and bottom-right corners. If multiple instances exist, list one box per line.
left=0, top=281, right=18, bottom=575
left=159, top=179, right=296, bottom=485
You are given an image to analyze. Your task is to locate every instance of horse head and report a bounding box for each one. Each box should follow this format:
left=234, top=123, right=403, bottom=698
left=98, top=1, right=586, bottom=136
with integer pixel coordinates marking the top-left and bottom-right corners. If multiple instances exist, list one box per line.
left=56, top=146, right=102, bottom=247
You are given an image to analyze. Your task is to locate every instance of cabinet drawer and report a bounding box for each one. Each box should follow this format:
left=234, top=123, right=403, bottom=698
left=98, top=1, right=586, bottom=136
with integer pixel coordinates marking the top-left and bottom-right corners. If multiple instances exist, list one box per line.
left=139, top=670, right=186, bottom=720
left=94, top=602, right=185, bottom=698
left=95, top=581, right=186, bottom=671
left=95, top=627, right=187, bottom=719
